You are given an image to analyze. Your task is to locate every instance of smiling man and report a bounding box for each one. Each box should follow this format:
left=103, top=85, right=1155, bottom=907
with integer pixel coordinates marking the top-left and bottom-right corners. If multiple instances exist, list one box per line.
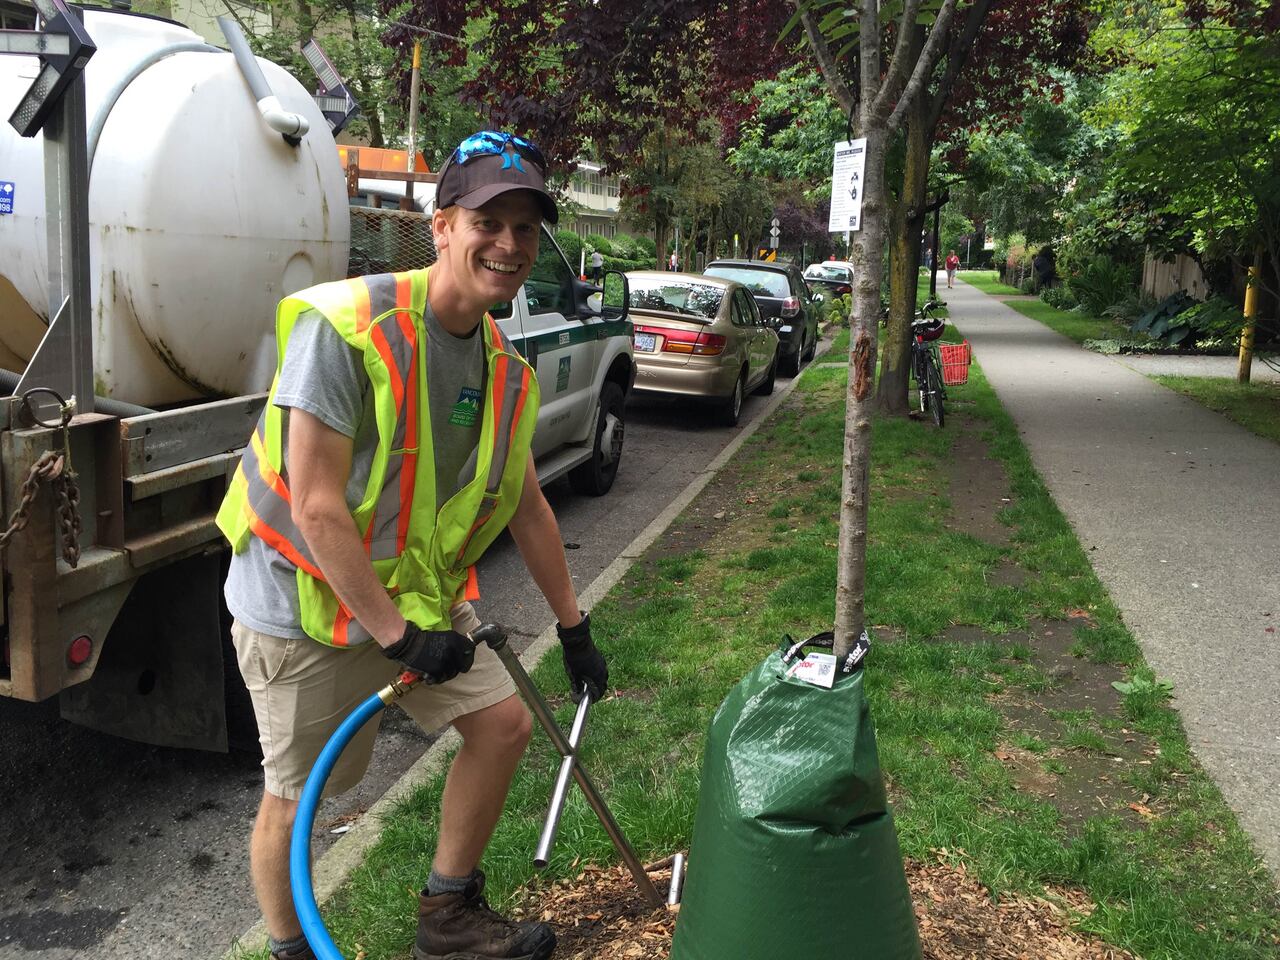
left=216, top=131, right=606, bottom=960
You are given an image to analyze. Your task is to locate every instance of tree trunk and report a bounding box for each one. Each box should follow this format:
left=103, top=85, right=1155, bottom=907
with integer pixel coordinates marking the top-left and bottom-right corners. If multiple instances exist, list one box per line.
left=833, top=131, right=887, bottom=657
left=876, top=92, right=931, bottom=415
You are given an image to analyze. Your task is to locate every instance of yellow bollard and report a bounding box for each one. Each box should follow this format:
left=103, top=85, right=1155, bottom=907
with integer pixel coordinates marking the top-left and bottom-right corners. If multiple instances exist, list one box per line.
left=1237, top=261, right=1259, bottom=384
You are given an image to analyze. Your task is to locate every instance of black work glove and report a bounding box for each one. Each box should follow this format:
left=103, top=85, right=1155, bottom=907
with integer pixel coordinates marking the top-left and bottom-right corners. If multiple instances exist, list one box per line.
left=557, top=612, right=608, bottom=701
left=382, top=624, right=474, bottom=684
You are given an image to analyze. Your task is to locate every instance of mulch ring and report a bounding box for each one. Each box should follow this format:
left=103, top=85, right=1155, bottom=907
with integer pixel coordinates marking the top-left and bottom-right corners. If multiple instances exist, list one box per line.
left=516, top=856, right=1137, bottom=960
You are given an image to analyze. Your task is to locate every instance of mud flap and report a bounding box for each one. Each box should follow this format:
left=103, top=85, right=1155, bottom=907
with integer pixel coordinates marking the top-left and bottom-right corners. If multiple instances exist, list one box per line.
left=60, top=552, right=231, bottom=751
left=670, top=644, right=921, bottom=959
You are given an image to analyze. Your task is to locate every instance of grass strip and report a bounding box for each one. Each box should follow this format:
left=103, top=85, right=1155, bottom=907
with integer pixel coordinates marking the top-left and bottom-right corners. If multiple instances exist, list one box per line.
left=961, top=270, right=1023, bottom=296
left=277, top=359, right=1279, bottom=960
left=1003, top=299, right=1129, bottom=346
left=1151, top=374, right=1280, bottom=444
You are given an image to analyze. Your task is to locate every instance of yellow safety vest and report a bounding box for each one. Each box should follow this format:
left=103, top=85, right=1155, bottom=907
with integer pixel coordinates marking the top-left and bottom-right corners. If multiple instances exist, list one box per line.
left=216, top=269, right=540, bottom=646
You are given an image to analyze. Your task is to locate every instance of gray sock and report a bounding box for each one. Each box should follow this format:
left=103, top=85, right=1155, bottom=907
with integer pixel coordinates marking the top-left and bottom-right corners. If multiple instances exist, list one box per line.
left=268, top=933, right=312, bottom=959
left=427, top=867, right=479, bottom=896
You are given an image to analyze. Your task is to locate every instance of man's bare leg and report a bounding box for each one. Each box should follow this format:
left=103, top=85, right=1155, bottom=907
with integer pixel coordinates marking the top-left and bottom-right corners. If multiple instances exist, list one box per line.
left=251, top=791, right=304, bottom=941
left=432, top=694, right=532, bottom=877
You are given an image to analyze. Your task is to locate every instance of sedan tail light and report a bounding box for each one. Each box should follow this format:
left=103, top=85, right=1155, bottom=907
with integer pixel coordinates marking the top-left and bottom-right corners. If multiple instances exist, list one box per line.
left=781, top=296, right=801, bottom=318
left=635, top=324, right=726, bottom=356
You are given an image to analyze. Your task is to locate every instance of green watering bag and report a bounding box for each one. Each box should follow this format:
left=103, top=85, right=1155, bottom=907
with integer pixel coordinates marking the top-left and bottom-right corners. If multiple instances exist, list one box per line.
left=670, top=638, right=920, bottom=960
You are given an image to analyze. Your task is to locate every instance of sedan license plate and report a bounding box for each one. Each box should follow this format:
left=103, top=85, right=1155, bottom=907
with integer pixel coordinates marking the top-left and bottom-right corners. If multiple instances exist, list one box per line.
left=634, top=332, right=657, bottom=352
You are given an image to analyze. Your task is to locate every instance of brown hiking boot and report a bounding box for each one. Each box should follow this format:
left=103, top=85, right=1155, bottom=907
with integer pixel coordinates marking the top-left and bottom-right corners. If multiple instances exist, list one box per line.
left=414, top=871, right=556, bottom=960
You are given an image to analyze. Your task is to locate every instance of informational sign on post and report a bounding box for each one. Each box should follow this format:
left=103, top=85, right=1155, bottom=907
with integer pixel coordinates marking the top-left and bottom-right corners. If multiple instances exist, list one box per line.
left=0, top=182, right=14, bottom=215
left=828, top=139, right=866, bottom=233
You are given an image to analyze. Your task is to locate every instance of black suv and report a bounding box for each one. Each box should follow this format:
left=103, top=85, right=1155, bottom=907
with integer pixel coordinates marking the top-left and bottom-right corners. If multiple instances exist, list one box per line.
left=703, top=259, right=820, bottom=375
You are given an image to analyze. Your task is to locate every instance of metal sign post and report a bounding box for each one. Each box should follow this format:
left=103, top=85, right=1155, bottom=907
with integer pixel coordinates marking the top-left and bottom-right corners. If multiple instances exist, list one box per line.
left=769, top=216, right=780, bottom=251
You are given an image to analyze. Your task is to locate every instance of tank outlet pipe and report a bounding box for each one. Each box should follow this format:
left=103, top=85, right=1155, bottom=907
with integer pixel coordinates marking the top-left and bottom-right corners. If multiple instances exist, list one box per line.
left=291, top=669, right=424, bottom=960
left=216, top=16, right=309, bottom=142
left=472, top=625, right=664, bottom=908
left=533, top=692, right=591, bottom=868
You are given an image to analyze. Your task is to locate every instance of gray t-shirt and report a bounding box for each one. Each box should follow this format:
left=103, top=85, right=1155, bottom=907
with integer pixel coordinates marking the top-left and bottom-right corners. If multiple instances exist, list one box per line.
left=225, top=301, right=486, bottom=639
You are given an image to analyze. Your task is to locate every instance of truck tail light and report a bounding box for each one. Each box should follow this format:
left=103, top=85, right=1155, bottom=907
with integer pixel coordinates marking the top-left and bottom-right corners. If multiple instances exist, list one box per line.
left=781, top=296, right=800, bottom=318
left=67, top=634, right=93, bottom=667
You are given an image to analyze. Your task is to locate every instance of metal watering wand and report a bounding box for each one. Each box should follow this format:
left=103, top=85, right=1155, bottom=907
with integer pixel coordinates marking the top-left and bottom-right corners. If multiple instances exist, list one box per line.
left=289, top=623, right=663, bottom=960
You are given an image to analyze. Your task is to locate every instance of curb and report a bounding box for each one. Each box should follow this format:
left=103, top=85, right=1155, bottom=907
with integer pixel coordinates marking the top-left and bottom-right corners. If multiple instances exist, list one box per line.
left=221, top=334, right=834, bottom=960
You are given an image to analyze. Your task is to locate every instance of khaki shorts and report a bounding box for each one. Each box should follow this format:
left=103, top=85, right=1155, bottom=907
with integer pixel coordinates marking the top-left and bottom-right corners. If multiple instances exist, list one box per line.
left=231, top=602, right=517, bottom=800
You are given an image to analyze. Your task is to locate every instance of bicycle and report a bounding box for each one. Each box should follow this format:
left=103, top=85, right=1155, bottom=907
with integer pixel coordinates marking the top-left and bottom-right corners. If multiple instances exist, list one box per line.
left=910, top=299, right=946, bottom=427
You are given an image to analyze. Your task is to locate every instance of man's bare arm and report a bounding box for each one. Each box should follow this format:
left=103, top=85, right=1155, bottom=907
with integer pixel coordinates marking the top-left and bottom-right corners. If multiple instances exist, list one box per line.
left=287, top=407, right=405, bottom=646
left=507, top=455, right=582, bottom=628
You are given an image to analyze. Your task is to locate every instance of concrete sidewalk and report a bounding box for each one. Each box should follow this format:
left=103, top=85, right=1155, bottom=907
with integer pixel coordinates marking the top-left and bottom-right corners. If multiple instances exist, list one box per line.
left=948, top=279, right=1280, bottom=880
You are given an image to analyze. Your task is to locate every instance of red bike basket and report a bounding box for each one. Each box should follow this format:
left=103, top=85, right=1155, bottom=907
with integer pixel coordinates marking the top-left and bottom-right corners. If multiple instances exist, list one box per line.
left=939, top=341, right=971, bottom=386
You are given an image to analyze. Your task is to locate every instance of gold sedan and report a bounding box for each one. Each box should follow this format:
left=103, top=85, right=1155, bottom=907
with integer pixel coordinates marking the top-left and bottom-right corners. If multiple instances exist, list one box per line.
left=626, top=271, right=780, bottom=426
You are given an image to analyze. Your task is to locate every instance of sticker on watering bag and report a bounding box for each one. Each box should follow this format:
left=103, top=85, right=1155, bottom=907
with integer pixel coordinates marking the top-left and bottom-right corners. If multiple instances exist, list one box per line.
left=786, top=652, right=836, bottom=688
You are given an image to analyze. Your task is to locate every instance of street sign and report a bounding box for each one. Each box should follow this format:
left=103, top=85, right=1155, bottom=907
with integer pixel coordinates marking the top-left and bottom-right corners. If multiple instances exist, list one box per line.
left=756, top=247, right=777, bottom=262
left=828, top=138, right=867, bottom=233
left=5, top=0, right=96, bottom=138
left=768, top=217, right=781, bottom=249
left=0, top=181, right=13, bottom=215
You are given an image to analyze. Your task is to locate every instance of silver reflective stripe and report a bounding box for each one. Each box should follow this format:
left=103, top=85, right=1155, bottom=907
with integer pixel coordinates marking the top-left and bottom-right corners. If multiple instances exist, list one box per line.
left=239, top=428, right=321, bottom=572
left=364, top=273, right=419, bottom=560
left=484, top=355, right=529, bottom=494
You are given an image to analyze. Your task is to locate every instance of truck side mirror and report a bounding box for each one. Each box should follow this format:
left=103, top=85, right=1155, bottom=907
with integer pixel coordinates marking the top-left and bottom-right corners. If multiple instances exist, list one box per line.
left=580, top=270, right=629, bottom=322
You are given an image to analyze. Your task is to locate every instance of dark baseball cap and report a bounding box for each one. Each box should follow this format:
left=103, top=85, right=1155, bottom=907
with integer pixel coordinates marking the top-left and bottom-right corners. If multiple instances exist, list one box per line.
left=435, top=132, right=559, bottom=224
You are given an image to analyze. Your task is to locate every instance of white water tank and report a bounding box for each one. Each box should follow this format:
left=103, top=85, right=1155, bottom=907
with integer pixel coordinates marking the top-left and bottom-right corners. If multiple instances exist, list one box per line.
left=0, top=9, right=350, bottom=406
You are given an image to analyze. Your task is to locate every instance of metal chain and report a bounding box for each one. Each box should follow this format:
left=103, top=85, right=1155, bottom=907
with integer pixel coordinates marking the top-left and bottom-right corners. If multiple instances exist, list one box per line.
left=0, top=451, right=83, bottom=568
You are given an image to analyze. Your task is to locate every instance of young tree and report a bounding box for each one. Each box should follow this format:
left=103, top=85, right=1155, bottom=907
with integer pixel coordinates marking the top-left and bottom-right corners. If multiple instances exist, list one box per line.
left=791, top=0, right=960, bottom=658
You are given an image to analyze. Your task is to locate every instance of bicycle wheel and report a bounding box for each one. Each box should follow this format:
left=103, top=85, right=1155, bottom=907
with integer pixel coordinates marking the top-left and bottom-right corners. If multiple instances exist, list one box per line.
left=926, top=356, right=945, bottom=428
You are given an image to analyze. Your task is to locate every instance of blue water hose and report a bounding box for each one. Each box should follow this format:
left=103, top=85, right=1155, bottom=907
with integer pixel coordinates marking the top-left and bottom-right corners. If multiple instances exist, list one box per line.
left=290, top=688, right=395, bottom=960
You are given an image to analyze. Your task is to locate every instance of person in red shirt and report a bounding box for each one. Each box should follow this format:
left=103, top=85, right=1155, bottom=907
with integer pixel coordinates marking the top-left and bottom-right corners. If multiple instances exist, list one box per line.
left=945, top=250, right=961, bottom=288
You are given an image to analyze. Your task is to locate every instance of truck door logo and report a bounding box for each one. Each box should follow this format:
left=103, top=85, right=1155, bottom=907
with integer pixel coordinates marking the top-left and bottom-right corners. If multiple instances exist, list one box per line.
left=559, top=331, right=570, bottom=346
left=556, top=356, right=571, bottom=393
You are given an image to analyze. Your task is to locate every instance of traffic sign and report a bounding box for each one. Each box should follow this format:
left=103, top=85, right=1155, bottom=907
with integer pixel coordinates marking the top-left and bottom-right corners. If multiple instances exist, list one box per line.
left=0, top=181, right=13, bottom=215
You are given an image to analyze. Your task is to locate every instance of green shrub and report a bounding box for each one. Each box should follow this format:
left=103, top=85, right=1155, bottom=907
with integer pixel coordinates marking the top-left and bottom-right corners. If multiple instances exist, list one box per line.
left=555, top=230, right=584, bottom=271
left=1040, top=285, right=1077, bottom=310
left=1066, top=255, right=1135, bottom=316
left=1019, top=276, right=1036, bottom=294
left=825, top=292, right=852, bottom=326
left=1103, top=289, right=1157, bottom=324
left=602, top=254, right=655, bottom=273
left=584, top=233, right=613, bottom=257
left=634, top=235, right=657, bottom=259
left=611, top=233, right=639, bottom=260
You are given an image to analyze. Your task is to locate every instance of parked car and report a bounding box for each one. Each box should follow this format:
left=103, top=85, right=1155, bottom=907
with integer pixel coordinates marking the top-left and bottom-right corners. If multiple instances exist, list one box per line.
left=626, top=271, right=779, bottom=426
left=703, top=259, right=820, bottom=375
left=803, top=261, right=855, bottom=300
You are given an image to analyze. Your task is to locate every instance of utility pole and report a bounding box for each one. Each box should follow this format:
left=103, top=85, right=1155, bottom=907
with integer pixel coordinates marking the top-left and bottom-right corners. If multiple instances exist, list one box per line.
left=404, top=39, right=421, bottom=205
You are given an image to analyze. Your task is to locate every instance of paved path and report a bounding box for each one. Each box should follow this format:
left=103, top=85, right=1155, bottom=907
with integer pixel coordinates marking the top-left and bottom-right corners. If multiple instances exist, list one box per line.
left=1115, top=353, right=1280, bottom=383
left=948, top=279, right=1280, bottom=880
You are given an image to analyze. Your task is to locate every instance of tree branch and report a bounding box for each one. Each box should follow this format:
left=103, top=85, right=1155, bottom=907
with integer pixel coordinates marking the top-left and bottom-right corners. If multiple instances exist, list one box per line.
left=793, top=2, right=857, bottom=117
left=925, top=0, right=994, bottom=133
left=885, top=0, right=959, bottom=137
left=872, top=0, right=923, bottom=120
left=860, top=0, right=880, bottom=124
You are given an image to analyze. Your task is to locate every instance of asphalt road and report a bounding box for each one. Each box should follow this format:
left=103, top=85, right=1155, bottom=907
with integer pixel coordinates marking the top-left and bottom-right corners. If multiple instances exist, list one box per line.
left=0, top=375, right=795, bottom=960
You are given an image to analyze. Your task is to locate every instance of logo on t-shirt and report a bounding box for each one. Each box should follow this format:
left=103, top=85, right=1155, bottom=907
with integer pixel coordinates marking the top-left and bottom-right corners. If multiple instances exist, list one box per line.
left=449, top=387, right=482, bottom=427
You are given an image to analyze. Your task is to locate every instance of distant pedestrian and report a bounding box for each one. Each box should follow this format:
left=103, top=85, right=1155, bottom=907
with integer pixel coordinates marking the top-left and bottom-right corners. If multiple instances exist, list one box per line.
left=924, top=247, right=934, bottom=272
left=590, top=249, right=604, bottom=284
left=669, top=250, right=679, bottom=272
left=945, top=250, right=960, bottom=289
